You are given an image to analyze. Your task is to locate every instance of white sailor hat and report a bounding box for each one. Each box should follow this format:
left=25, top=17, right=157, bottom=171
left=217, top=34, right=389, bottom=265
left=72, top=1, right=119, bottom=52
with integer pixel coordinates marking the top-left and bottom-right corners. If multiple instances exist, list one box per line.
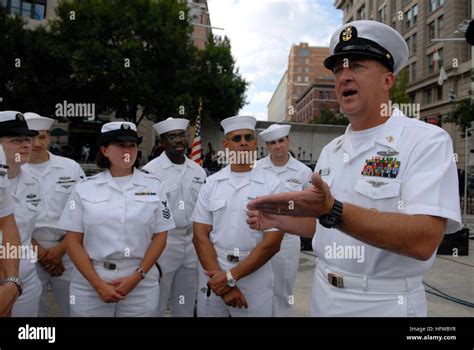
left=0, top=111, right=38, bottom=137
left=24, top=112, right=55, bottom=131
left=99, top=121, right=141, bottom=146
left=259, top=124, right=291, bottom=142
left=324, top=20, right=409, bottom=75
left=153, top=118, right=189, bottom=136
left=220, top=115, right=257, bottom=135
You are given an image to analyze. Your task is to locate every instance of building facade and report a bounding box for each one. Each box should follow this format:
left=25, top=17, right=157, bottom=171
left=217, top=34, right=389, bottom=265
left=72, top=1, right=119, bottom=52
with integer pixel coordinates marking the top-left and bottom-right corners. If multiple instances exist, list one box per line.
left=267, top=71, right=288, bottom=122
left=296, top=77, right=339, bottom=124
left=286, top=44, right=333, bottom=122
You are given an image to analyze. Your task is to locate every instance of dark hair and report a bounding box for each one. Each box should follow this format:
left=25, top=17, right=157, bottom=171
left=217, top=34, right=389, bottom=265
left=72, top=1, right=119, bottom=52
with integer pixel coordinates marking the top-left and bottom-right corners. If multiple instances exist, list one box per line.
left=95, top=145, right=140, bottom=169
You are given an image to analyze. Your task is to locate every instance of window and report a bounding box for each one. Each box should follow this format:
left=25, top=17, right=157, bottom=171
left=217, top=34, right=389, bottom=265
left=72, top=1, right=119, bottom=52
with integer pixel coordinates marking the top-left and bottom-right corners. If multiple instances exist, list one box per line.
left=405, top=37, right=411, bottom=52
left=425, top=89, right=433, bottom=104
left=436, top=85, right=443, bottom=101
left=21, top=1, right=32, bottom=18
left=4, top=0, right=47, bottom=20
left=405, top=9, right=411, bottom=30
left=11, top=0, right=20, bottom=15
left=378, top=6, right=386, bottom=23
left=412, top=33, right=417, bottom=54
left=437, top=48, right=444, bottom=69
left=304, top=67, right=309, bottom=73
left=305, top=58, right=310, bottom=64
left=409, top=62, right=417, bottom=82
left=34, top=2, right=45, bottom=20
left=429, top=0, right=444, bottom=12
left=357, top=5, right=365, bottom=20
left=298, top=49, right=310, bottom=57
left=297, top=76, right=302, bottom=82
left=304, top=76, right=309, bottom=83
left=437, top=15, right=443, bottom=38
left=427, top=53, right=435, bottom=74
left=428, top=21, right=435, bottom=43
left=297, top=67, right=302, bottom=73
left=319, top=91, right=325, bottom=99
left=412, top=4, right=418, bottom=25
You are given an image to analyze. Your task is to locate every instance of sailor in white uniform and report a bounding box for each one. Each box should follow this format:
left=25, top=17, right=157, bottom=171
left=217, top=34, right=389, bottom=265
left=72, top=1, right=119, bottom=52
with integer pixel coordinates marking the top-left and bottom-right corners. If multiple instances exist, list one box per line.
left=192, top=115, right=284, bottom=317
left=0, top=144, right=23, bottom=316
left=0, top=111, right=42, bottom=317
left=247, top=20, right=462, bottom=317
left=143, top=118, right=206, bottom=317
left=58, top=121, right=175, bottom=317
left=258, top=124, right=313, bottom=317
left=24, top=112, right=86, bottom=317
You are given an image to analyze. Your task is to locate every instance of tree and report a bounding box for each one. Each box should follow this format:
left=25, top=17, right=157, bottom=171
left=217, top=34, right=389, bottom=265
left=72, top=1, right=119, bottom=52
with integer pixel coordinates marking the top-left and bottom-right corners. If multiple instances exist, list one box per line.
left=46, top=0, right=197, bottom=124
left=390, top=67, right=410, bottom=105
left=445, top=98, right=474, bottom=135
left=189, top=34, right=248, bottom=124
left=311, top=107, right=349, bottom=126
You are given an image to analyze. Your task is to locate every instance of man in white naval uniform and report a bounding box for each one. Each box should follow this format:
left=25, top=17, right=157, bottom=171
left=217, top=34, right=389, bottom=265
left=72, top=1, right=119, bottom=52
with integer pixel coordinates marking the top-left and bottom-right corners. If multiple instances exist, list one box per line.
left=0, top=145, right=22, bottom=316
left=192, top=115, right=284, bottom=317
left=0, top=111, right=42, bottom=316
left=143, top=118, right=206, bottom=317
left=258, top=124, right=312, bottom=317
left=247, top=21, right=462, bottom=317
left=24, top=112, right=85, bottom=317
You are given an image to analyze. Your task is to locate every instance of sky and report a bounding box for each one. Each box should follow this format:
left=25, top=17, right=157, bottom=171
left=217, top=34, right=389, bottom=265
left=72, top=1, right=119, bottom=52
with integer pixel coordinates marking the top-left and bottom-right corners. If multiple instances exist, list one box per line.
left=207, top=0, right=343, bottom=120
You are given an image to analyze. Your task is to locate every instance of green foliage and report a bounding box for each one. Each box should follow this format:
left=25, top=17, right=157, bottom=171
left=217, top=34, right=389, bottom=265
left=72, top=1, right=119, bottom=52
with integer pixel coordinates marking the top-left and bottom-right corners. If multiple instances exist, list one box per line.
left=445, top=98, right=474, bottom=135
left=311, top=107, right=349, bottom=126
left=0, top=0, right=247, bottom=125
left=390, top=67, right=410, bottom=105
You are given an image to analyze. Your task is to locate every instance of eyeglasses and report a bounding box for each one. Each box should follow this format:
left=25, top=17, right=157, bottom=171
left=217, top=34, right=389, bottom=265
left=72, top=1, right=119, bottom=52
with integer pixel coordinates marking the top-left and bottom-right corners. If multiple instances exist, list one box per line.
left=165, top=133, right=186, bottom=142
left=229, top=134, right=255, bottom=143
left=267, top=138, right=287, bottom=145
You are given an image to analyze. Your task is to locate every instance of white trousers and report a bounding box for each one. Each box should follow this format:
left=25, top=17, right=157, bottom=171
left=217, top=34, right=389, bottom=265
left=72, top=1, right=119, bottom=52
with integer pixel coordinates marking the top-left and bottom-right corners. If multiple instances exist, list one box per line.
left=157, top=230, right=198, bottom=317
left=36, top=239, right=73, bottom=317
left=310, top=258, right=427, bottom=317
left=12, top=258, right=41, bottom=317
left=69, top=261, right=160, bottom=317
left=270, top=234, right=300, bottom=317
left=196, top=249, right=274, bottom=317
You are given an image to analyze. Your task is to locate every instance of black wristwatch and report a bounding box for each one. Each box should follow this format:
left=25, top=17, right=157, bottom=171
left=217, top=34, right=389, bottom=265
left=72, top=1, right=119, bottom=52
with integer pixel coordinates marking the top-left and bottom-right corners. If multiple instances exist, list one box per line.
left=318, top=199, right=343, bottom=229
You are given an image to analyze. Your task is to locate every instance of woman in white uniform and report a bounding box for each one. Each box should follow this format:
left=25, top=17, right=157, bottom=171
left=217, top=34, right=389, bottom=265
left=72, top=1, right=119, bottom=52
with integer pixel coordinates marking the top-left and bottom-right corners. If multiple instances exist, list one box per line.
left=58, top=121, right=175, bottom=317
left=0, top=111, right=42, bottom=317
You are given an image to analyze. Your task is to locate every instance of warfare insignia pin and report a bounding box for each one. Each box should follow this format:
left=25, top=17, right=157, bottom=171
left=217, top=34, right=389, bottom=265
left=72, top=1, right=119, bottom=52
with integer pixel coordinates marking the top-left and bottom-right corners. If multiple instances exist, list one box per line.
left=367, top=180, right=388, bottom=188
left=377, top=150, right=399, bottom=157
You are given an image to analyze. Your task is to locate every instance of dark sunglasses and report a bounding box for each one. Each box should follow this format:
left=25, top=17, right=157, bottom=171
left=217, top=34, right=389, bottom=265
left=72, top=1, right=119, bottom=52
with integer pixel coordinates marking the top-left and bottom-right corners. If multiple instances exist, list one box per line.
left=229, top=133, right=255, bottom=143
left=267, top=138, right=287, bottom=145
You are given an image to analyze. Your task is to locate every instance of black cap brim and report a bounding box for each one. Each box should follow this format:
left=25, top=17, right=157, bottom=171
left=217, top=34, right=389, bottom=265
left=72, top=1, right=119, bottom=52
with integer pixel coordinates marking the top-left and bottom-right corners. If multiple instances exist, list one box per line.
left=324, top=51, right=392, bottom=71
left=0, top=127, right=39, bottom=137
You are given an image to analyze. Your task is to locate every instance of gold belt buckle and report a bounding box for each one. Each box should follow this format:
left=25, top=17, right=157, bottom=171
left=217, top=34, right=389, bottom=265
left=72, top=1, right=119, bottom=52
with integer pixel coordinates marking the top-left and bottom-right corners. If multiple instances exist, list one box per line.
left=328, top=272, right=344, bottom=288
left=227, top=255, right=239, bottom=263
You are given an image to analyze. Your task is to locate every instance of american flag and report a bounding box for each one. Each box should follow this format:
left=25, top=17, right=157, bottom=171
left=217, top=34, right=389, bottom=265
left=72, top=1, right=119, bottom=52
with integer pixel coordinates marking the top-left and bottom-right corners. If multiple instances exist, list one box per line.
left=190, top=99, right=203, bottom=165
